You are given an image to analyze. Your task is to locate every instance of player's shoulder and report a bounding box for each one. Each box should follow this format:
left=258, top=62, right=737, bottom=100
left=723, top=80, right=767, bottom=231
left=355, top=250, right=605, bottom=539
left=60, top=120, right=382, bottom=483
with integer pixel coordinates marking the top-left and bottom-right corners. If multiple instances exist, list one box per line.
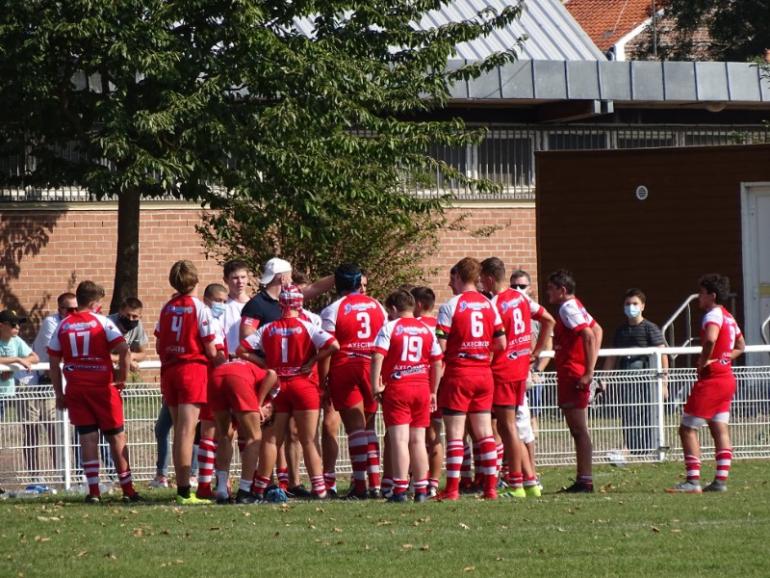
left=703, top=306, right=724, bottom=326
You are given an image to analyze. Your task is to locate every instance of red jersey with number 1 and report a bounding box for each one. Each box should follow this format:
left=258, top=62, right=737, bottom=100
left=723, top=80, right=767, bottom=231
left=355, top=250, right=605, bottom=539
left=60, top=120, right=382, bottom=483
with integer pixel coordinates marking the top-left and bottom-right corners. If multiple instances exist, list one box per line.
left=241, top=317, right=335, bottom=378
left=491, top=288, right=545, bottom=382
left=47, top=312, right=126, bottom=388
left=436, top=291, right=504, bottom=371
left=321, top=293, right=387, bottom=367
left=155, top=295, right=216, bottom=366
left=374, top=318, right=443, bottom=387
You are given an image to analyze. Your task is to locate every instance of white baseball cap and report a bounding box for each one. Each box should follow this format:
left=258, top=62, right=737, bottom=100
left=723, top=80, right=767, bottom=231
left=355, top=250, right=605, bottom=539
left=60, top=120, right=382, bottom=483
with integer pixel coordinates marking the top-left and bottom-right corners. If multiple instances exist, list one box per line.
left=260, top=257, right=292, bottom=285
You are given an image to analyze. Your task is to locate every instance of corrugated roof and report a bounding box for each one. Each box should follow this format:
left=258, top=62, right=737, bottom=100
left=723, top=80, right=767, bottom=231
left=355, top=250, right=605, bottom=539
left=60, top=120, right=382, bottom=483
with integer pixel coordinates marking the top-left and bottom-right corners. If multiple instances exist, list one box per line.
left=294, top=0, right=606, bottom=61
left=419, top=0, right=605, bottom=60
left=565, top=0, right=652, bottom=51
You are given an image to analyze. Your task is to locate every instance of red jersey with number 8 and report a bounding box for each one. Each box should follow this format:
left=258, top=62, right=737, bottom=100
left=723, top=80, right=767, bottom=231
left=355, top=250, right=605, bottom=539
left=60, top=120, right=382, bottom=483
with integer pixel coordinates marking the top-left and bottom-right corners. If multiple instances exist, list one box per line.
left=156, top=295, right=216, bottom=366
left=491, top=288, right=545, bottom=382
left=436, top=291, right=504, bottom=371
left=321, top=294, right=387, bottom=367
left=48, top=312, right=126, bottom=388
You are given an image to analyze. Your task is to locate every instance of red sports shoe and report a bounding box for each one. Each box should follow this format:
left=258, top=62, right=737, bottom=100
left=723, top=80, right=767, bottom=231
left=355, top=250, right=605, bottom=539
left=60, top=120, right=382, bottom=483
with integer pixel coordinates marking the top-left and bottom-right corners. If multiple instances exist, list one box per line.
left=483, top=488, right=498, bottom=500
left=436, top=490, right=460, bottom=501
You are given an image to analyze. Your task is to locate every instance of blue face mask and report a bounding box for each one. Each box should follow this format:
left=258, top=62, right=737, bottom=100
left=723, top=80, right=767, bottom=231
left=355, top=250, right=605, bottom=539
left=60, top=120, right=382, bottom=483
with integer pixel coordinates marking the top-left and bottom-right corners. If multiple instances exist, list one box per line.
left=210, top=302, right=226, bottom=319
left=624, top=304, right=641, bottom=319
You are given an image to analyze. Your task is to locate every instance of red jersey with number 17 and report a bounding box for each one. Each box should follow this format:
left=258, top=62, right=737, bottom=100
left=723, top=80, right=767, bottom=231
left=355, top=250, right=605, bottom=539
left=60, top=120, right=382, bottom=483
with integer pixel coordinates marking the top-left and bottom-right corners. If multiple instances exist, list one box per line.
left=436, top=291, right=504, bottom=371
left=155, top=295, right=216, bottom=366
left=374, top=317, right=443, bottom=387
left=47, top=312, right=126, bottom=388
left=321, top=293, right=387, bottom=367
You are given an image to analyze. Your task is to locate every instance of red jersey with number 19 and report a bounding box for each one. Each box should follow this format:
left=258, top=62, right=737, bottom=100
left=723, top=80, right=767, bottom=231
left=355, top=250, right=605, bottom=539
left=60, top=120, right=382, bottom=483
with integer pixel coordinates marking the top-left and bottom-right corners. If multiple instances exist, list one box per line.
left=48, top=312, right=126, bottom=388
left=491, top=288, right=545, bottom=382
left=156, top=295, right=216, bottom=366
left=374, top=318, right=443, bottom=387
left=436, top=291, right=504, bottom=372
left=321, top=293, right=387, bottom=367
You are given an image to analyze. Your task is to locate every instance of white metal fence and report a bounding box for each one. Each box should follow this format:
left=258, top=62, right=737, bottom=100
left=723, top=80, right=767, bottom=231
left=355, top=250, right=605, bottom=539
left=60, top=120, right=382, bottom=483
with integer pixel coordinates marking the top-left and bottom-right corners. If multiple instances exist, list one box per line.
left=2, top=345, right=769, bottom=490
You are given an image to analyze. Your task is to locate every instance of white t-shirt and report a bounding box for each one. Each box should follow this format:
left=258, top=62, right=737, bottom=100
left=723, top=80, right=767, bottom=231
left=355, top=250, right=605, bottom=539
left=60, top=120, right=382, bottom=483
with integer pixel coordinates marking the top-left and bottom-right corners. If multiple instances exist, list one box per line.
left=222, top=297, right=248, bottom=356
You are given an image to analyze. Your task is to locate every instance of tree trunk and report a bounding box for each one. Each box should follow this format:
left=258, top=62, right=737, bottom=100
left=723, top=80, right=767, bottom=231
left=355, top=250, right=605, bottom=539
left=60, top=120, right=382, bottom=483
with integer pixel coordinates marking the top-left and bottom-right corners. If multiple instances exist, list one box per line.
left=109, top=188, right=141, bottom=314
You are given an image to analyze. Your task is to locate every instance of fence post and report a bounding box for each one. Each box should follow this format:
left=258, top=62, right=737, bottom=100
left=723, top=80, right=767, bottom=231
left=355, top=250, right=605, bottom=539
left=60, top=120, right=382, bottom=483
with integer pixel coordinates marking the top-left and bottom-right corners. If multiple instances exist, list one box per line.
left=654, top=350, right=666, bottom=463
left=60, top=372, right=72, bottom=491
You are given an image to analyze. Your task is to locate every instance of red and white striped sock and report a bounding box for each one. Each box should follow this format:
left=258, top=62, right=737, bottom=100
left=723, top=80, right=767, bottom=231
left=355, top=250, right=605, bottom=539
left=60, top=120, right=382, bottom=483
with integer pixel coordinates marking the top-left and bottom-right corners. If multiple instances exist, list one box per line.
left=196, top=437, right=216, bottom=496
left=252, top=474, right=270, bottom=498
left=413, top=478, right=428, bottom=497
left=472, top=442, right=483, bottom=487
left=445, top=439, right=464, bottom=494
left=478, top=436, right=498, bottom=494
left=685, top=454, right=701, bottom=483
left=393, top=479, right=409, bottom=496
left=715, top=449, right=732, bottom=482
left=117, top=468, right=137, bottom=497
left=83, top=460, right=100, bottom=497
left=381, top=477, right=394, bottom=494
left=277, top=467, right=289, bottom=490
left=348, top=430, right=369, bottom=494
left=366, top=431, right=381, bottom=489
left=507, top=471, right=524, bottom=490
left=523, top=475, right=538, bottom=488
left=428, top=478, right=440, bottom=492
left=496, top=442, right=504, bottom=473
left=310, top=475, right=327, bottom=498
left=323, top=472, right=337, bottom=492
left=460, top=442, right=473, bottom=486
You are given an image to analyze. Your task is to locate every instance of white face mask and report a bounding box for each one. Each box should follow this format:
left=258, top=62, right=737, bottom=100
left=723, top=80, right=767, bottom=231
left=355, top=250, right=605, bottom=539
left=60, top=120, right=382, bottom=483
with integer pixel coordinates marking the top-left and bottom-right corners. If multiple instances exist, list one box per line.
left=624, top=304, right=641, bottom=319
left=210, top=302, right=226, bottom=319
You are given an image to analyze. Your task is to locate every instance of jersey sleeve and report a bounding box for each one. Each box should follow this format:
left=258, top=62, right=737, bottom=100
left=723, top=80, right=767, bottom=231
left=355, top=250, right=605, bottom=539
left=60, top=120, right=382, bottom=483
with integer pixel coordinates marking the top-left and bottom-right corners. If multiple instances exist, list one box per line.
left=527, top=295, right=545, bottom=319
left=702, top=308, right=724, bottom=330
left=197, top=301, right=216, bottom=343
left=373, top=322, right=392, bottom=356
left=15, top=337, right=33, bottom=357
left=240, top=299, right=262, bottom=331
left=560, top=300, right=591, bottom=334
left=47, top=322, right=63, bottom=356
left=240, top=328, right=264, bottom=354
left=491, top=305, right=504, bottom=335
left=306, top=321, right=336, bottom=351
left=428, top=334, right=443, bottom=361
left=435, top=302, right=453, bottom=339
left=320, top=303, right=337, bottom=334
left=101, top=316, right=127, bottom=347
left=211, top=317, right=226, bottom=351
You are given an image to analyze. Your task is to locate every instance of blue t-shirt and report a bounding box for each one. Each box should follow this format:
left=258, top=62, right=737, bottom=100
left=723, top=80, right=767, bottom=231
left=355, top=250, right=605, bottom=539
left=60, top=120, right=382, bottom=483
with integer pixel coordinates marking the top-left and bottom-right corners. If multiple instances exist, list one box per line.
left=0, top=336, right=33, bottom=396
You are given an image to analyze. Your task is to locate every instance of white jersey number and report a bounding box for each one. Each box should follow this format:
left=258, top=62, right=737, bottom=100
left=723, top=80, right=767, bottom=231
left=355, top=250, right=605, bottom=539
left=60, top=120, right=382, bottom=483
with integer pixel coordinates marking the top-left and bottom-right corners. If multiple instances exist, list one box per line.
left=512, top=308, right=526, bottom=336
left=68, top=331, right=91, bottom=357
left=470, top=311, right=484, bottom=338
left=400, top=335, right=423, bottom=363
left=356, top=312, right=371, bottom=339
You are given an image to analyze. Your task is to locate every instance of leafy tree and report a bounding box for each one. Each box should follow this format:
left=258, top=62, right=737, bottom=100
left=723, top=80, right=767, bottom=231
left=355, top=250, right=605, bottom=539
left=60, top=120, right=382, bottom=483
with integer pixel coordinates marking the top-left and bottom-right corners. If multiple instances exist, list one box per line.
left=649, top=1, right=770, bottom=61
left=0, top=1, right=522, bottom=308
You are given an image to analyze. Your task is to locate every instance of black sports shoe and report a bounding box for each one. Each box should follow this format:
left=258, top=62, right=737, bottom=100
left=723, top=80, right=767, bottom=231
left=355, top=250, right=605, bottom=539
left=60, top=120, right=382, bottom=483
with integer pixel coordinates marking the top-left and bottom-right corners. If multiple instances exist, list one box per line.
left=122, top=493, right=146, bottom=503
left=235, top=489, right=258, bottom=504
left=368, top=488, right=382, bottom=499
left=288, top=485, right=313, bottom=499
left=327, top=488, right=338, bottom=500
left=343, top=488, right=368, bottom=501
left=559, top=481, right=594, bottom=494
left=216, top=495, right=234, bottom=505
left=84, top=494, right=101, bottom=504
left=414, top=493, right=429, bottom=503
left=387, top=492, right=408, bottom=503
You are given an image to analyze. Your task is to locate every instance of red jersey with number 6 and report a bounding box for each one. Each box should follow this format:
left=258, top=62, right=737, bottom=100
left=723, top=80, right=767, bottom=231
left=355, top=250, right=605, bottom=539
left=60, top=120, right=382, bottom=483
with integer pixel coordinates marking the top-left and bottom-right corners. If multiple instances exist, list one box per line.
left=321, top=294, right=387, bottom=367
left=374, top=317, right=443, bottom=387
left=48, top=312, right=126, bottom=388
left=241, top=317, right=335, bottom=377
left=155, top=295, right=216, bottom=366
left=436, top=291, right=504, bottom=371
left=491, top=288, right=545, bottom=382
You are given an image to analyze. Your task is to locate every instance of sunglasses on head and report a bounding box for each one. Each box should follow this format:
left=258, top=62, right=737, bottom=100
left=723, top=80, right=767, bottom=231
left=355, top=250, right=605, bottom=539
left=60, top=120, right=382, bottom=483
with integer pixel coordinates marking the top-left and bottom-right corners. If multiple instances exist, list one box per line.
left=512, top=284, right=529, bottom=290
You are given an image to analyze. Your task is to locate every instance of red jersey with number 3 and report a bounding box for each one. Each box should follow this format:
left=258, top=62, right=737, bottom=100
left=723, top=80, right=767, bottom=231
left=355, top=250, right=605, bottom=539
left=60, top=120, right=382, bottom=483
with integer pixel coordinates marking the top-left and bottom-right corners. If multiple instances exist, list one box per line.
left=47, top=312, right=126, bottom=388
left=321, top=293, right=387, bottom=367
left=436, top=291, right=504, bottom=371
left=241, top=317, right=335, bottom=377
left=491, top=288, right=545, bottom=382
left=155, top=295, right=216, bottom=366
left=374, top=318, right=443, bottom=387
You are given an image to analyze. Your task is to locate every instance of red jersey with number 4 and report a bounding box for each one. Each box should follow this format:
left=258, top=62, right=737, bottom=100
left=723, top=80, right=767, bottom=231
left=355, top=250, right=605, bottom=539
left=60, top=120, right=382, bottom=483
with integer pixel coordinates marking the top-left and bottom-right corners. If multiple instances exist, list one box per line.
left=374, top=318, right=443, bottom=387
left=491, top=288, right=545, bottom=382
left=241, top=317, right=335, bottom=377
left=436, top=291, right=504, bottom=371
left=554, top=297, right=596, bottom=379
left=155, top=295, right=216, bottom=366
left=321, top=294, right=387, bottom=366
left=701, top=306, right=742, bottom=374
left=48, top=312, right=126, bottom=388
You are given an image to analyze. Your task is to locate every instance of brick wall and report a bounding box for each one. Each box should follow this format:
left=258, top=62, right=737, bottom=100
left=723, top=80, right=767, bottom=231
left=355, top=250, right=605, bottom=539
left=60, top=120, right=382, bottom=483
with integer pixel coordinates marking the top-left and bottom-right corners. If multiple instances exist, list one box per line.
left=0, top=201, right=536, bottom=347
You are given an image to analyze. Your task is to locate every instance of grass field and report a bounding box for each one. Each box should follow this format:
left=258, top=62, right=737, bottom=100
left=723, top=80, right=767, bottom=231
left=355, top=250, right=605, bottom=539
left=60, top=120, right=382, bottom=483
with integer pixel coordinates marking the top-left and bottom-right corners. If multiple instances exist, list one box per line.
left=2, top=461, right=770, bottom=577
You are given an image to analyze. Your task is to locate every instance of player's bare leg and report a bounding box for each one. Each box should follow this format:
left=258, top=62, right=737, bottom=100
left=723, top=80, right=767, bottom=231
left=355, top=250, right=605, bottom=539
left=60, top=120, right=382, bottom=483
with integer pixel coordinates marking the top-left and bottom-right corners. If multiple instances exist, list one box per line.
left=409, top=427, right=429, bottom=502
left=105, top=429, right=139, bottom=501
left=381, top=430, right=393, bottom=497
left=213, top=414, right=235, bottom=503
left=426, top=419, right=443, bottom=497
left=170, top=403, right=201, bottom=499
left=340, top=403, right=369, bottom=498
left=253, top=413, right=290, bottom=499
left=232, top=411, right=262, bottom=503
left=285, top=417, right=305, bottom=495
left=294, top=410, right=327, bottom=498
left=387, top=424, right=412, bottom=502
left=562, top=407, right=593, bottom=492
left=276, top=438, right=290, bottom=491
left=321, top=401, right=341, bottom=496
left=467, top=411, right=498, bottom=500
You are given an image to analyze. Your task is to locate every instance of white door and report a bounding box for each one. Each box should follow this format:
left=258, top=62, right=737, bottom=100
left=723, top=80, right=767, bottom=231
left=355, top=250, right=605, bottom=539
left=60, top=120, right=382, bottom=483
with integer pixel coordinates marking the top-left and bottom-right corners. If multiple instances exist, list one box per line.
left=741, top=182, right=770, bottom=363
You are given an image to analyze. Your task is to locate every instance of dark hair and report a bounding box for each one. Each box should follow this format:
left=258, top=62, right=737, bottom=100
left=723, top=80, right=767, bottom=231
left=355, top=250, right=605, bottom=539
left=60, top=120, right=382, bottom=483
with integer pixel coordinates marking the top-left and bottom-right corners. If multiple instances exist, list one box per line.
left=385, top=289, right=415, bottom=312
left=411, top=286, right=436, bottom=311
left=699, top=273, right=730, bottom=304
left=57, top=292, right=76, bottom=307
left=547, top=269, right=576, bottom=295
left=624, top=288, right=647, bottom=304
left=509, top=269, right=531, bottom=285
left=454, top=257, right=481, bottom=284
left=76, top=281, right=105, bottom=308
left=120, top=297, right=144, bottom=310
left=169, top=260, right=199, bottom=294
left=204, top=283, right=228, bottom=299
left=292, top=271, right=311, bottom=286
left=335, top=263, right=362, bottom=293
left=481, top=257, right=506, bottom=282
left=223, top=260, right=249, bottom=279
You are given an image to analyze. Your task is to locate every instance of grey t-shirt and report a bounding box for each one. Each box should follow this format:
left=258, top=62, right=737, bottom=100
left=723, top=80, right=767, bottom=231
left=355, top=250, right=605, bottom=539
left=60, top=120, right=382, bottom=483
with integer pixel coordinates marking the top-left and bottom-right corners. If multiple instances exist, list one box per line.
left=612, top=319, right=664, bottom=369
left=108, top=313, right=149, bottom=352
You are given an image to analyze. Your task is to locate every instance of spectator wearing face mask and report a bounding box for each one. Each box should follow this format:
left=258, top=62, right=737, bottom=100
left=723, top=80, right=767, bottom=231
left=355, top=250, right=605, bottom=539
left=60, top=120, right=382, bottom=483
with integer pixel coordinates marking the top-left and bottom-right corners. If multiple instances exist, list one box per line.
left=602, top=288, right=669, bottom=457
left=109, top=298, right=149, bottom=373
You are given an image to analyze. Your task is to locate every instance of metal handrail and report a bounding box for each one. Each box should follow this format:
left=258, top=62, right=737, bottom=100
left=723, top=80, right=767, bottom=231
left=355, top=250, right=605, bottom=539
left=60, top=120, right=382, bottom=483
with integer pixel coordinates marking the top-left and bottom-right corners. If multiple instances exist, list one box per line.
left=762, top=314, right=770, bottom=345
left=661, top=293, right=699, bottom=351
